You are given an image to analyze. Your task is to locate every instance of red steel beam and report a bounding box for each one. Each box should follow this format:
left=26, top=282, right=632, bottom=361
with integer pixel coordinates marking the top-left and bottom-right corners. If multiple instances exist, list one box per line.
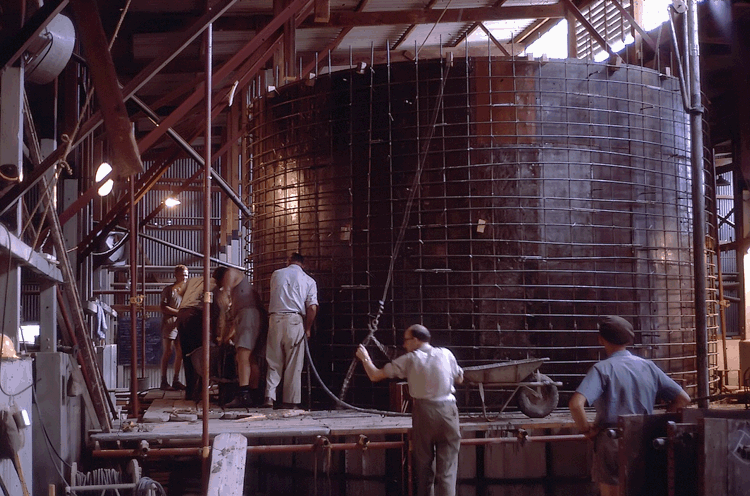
left=1, top=0, right=238, bottom=218
left=77, top=34, right=280, bottom=259
left=137, top=0, right=310, bottom=154
left=69, top=0, right=240, bottom=151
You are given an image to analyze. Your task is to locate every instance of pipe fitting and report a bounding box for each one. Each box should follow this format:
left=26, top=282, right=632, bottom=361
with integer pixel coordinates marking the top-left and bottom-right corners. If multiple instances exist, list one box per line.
left=357, top=434, right=369, bottom=450
left=138, top=440, right=150, bottom=455
left=314, top=436, right=331, bottom=451
left=516, top=429, right=529, bottom=445
left=605, top=428, right=620, bottom=439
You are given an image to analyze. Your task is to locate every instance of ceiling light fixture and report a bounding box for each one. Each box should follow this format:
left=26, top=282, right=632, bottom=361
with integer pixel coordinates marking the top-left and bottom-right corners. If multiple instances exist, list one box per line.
left=95, top=162, right=114, bottom=196
left=164, top=197, right=181, bottom=208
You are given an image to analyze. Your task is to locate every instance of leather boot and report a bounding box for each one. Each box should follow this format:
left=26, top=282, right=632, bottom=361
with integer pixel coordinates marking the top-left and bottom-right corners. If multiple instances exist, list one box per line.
left=224, top=387, right=253, bottom=408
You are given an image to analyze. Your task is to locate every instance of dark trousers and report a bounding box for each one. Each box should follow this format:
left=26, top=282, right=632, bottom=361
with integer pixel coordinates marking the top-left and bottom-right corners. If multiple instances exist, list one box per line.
left=177, top=308, right=204, bottom=400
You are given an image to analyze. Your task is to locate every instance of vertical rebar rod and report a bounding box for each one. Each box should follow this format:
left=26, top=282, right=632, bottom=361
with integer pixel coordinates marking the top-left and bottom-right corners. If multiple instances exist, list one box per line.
left=484, top=42, right=493, bottom=352
left=129, top=177, right=139, bottom=417
left=687, top=0, right=708, bottom=407
left=385, top=41, right=393, bottom=348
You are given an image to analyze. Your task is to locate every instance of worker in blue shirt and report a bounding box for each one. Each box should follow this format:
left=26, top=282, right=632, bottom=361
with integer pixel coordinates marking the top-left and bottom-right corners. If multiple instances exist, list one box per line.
left=569, top=315, right=691, bottom=496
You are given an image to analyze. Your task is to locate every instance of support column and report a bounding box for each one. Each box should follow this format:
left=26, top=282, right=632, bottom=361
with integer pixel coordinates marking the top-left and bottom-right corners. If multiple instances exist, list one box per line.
left=39, top=280, right=57, bottom=352
left=33, top=353, right=84, bottom=496
left=1, top=67, right=24, bottom=343
left=566, top=11, right=577, bottom=59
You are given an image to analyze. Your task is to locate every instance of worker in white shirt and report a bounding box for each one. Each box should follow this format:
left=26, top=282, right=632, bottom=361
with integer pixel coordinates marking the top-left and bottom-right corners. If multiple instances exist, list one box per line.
left=356, top=324, right=464, bottom=496
left=263, top=252, right=318, bottom=409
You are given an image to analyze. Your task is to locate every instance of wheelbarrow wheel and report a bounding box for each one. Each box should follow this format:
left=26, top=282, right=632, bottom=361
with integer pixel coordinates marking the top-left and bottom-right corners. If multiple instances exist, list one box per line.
left=517, top=373, right=559, bottom=418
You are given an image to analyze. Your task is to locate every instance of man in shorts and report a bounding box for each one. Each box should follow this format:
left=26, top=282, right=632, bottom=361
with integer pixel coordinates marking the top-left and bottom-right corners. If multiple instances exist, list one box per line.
left=159, top=265, right=189, bottom=391
left=569, top=315, right=691, bottom=496
left=214, top=267, right=267, bottom=408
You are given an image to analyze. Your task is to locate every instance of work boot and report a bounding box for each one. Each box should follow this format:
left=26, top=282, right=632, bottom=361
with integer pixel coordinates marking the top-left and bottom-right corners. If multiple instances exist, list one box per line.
left=159, top=378, right=174, bottom=391
left=171, top=380, right=186, bottom=391
left=224, top=387, right=253, bottom=409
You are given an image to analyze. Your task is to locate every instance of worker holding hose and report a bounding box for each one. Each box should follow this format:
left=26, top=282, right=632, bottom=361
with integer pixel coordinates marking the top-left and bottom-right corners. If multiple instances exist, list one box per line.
left=356, top=324, right=463, bottom=496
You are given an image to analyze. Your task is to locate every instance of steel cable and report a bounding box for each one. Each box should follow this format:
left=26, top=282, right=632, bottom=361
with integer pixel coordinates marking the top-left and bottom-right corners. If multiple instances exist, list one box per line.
left=338, top=60, right=453, bottom=401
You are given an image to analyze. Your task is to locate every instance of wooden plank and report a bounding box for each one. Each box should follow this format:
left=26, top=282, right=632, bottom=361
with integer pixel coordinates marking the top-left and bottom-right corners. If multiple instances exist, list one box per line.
left=142, top=389, right=167, bottom=401
left=94, top=409, right=578, bottom=445
left=702, top=417, right=728, bottom=496
left=174, top=399, right=199, bottom=410
left=143, top=409, right=172, bottom=423
left=142, top=398, right=175, bottom=423
left=619, top=413, right=678, bottom=496
left=207, top=433, right=247, bottom=496
left=313, top=0, right=329, bottom=22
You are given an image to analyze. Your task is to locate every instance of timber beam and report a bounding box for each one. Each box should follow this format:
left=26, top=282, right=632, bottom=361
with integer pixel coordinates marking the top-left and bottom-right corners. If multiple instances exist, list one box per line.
left=562, top=0, right=619, bottom=60
left=69, top=0, right=144, bottom=177
left=0, top=0, right=240, bottom=219
left=77, top=34, right=281, bottom=259
left=137, top=0, right=309, bottom=153
left=311, top=4, right=565, bottom=27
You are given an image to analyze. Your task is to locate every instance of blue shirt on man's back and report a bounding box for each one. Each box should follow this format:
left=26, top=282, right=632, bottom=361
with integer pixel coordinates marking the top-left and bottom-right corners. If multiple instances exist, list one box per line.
left=575, top=350, right=684, bottom=426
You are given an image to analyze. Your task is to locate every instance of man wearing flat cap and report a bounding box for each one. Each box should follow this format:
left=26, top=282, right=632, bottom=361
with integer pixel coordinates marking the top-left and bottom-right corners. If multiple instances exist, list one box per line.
left=569, top=316, right=691, bottom=496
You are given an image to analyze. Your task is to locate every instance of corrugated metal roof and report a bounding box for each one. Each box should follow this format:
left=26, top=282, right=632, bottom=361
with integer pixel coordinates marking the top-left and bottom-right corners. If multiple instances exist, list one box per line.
left=362, top=0, right=433, bottom=12
left=338, top=25, right=417, bottom=51
left=400, top=22, right=473, bottom=48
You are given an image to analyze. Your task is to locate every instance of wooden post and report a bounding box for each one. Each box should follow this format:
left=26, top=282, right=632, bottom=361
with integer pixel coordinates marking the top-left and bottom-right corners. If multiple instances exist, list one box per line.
left=69, top=0, right=143, bottom=177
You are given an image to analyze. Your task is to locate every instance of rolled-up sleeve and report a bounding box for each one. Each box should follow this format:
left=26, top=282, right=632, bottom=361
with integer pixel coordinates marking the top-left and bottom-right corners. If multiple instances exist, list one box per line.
left=304, top=277, right=318, bottom=308
left=383, top=355, right=409, bottom=380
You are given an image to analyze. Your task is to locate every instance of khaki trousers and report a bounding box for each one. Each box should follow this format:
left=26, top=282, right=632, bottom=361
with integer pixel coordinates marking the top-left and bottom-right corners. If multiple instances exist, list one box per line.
left=265, top=313, right=305, bottom=404
left=412, top=398, right=461, bottom=496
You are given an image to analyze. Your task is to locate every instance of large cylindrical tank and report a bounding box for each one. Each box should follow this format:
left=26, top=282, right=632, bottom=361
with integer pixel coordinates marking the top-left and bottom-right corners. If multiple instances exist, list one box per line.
left=248, top=57, right=716, bottom=410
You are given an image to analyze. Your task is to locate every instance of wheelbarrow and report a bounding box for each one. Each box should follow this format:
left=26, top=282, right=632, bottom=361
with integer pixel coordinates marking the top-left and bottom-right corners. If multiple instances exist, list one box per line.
left=463, top=358, right=562, bottom=419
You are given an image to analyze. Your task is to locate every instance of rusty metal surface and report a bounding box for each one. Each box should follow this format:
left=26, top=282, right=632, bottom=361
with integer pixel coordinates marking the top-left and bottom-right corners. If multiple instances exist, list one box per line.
left=247, top=56, right=715, bottom=410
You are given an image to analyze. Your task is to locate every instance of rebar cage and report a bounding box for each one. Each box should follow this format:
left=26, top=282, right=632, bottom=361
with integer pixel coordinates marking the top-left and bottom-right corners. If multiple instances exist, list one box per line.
left=246, top=56, right=717, bottom=410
